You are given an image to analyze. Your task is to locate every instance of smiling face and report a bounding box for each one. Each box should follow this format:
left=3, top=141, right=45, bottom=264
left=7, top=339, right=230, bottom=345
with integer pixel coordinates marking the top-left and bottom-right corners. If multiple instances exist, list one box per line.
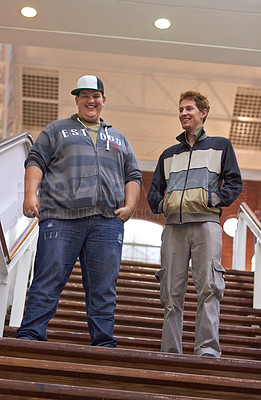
left=75, top=89, right=106, bottom=122
left=179, top=98, right=207, bottom=134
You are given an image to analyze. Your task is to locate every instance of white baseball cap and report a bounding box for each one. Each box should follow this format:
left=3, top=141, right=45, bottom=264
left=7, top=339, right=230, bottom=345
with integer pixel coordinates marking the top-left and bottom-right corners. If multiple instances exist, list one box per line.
left=71, top=75, right=104, bottom=95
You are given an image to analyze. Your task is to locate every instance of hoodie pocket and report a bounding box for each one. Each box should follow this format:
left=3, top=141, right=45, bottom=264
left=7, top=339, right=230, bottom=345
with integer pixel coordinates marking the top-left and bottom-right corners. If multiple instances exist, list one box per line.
left=70, top=176, right=98, bottom=207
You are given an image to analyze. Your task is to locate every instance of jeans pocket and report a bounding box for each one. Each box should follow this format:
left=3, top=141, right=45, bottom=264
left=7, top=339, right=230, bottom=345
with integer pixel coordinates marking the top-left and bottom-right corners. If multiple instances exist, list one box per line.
left=211, top=258, right=226, bottom=300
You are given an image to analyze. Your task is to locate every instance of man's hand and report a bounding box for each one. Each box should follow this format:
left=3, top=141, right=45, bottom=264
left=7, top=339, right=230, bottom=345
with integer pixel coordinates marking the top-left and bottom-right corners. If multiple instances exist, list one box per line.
left=114, top=205, right=133, bottom=222
left=23, top=165, right=43, bottom=219
left=23, top=193, right=40, bottom=218
left=114, top=181, right=140, bottom=223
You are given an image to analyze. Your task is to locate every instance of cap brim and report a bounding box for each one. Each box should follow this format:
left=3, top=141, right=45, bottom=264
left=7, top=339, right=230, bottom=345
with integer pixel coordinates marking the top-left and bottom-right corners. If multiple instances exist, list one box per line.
left=71, top=88, right=103, bottom=96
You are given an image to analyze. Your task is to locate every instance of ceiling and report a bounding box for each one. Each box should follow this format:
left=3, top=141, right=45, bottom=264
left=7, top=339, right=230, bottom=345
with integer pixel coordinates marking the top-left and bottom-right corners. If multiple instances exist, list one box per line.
left=1, top=0, right=261, bottom=177
left=1, top=0, right=261, bottom=67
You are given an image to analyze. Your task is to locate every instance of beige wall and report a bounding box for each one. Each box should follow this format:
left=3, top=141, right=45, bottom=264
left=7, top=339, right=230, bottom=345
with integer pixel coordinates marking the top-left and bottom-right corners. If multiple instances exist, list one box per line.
left=12, top=45, right=261, bottom=174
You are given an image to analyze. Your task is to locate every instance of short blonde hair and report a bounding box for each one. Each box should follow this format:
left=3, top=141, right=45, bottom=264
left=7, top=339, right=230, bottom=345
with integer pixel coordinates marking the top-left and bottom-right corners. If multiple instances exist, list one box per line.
left=179, top=90, right=210, bottom=122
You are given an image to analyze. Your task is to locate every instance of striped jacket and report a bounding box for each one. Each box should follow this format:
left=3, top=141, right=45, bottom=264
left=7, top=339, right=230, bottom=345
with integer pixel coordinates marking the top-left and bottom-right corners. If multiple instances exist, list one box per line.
left=147, top=128, right=242, bottom=224
left=25, top=114, right=142, bottom=221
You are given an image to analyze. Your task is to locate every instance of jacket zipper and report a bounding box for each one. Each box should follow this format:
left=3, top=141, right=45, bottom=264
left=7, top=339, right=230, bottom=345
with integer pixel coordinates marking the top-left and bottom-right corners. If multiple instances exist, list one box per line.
left=179, top=145, right=193, bottom=223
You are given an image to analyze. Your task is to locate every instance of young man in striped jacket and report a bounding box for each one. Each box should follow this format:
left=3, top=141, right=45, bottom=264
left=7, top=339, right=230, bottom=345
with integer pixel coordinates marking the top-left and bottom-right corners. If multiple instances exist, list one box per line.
left=147, top=90, right=242, bottom=358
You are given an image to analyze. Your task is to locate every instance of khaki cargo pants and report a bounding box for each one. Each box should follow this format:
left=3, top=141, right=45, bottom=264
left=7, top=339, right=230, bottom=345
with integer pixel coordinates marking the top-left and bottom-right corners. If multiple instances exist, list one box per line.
left=157, top=221, right=225, bottom=357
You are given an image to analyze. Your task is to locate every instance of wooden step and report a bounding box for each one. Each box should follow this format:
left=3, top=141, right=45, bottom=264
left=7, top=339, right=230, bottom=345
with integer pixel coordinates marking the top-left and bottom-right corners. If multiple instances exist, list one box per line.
left=3, top=260, right=261, bottom=398
left=0, top=379, right=197, bottom=400
left=72, top=261, right=255, bottom=284
left=4, top=325, right=261, bottom=361
left=6, top=267, right=261, bottom=359
left=3, top=261, right=261, bottom=399
left=0, top=338, right=261, bottom=399
left=58, top=291, right=261, bottom=317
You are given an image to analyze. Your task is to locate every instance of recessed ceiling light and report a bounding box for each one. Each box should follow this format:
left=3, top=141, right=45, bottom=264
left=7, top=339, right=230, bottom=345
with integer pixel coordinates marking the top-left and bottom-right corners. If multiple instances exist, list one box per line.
left=154, top=18, right=171, bottom=30
left=20, top=7, right=38, bottom=18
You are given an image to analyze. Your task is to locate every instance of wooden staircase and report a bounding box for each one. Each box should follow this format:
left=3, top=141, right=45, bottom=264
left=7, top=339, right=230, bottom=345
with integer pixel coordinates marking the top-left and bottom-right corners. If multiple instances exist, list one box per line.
left=1, top=260, right=261, bottom=399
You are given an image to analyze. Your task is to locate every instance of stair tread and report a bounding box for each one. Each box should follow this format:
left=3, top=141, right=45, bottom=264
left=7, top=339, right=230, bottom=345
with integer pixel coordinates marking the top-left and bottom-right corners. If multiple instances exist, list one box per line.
left=2, top=261, right=261, bottom=399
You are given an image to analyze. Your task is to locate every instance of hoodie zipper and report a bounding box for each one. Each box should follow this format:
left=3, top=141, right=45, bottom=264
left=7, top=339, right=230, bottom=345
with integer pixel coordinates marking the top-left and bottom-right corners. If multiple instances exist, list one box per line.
left=77, top=117, right=101, bottom=205
left=76, top=117, right=113, bottom=210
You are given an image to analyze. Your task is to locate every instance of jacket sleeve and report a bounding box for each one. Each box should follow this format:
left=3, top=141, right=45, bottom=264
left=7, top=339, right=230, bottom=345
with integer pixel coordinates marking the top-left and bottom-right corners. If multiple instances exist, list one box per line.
left=147, top=154, right=167, bottom=214
left=215, top=139, right=242, bottom=207
left=24, top=127, right=54, bottom=174
left=124, top=140, right=142, bottom=187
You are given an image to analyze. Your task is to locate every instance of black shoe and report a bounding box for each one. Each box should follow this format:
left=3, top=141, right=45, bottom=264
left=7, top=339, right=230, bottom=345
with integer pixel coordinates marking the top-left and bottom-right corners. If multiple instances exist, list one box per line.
left=201, top=353, right=216, bottom=357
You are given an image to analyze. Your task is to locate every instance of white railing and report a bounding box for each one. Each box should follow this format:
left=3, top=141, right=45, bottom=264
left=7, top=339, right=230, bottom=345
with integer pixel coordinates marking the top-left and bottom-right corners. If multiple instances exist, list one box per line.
left=0, top=223, right=38, bottom=335
left=0, top=133, right=38, bottom=336
left=233, top=202, right=261, bottom=309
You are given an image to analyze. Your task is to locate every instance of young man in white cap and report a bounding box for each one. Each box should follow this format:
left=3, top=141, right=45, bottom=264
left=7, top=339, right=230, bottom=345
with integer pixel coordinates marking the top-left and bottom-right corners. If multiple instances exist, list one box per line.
left=17, top=75, right=142, bottom=347
left=147, top=90, right=242, bottom=358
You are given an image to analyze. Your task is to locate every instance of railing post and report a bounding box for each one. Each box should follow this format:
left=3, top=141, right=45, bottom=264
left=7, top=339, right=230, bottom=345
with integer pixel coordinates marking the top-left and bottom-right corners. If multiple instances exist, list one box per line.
left=0, top=275, right=9, bottom=337
left=253, top=240, right=261, bottom=309
left=0, top=244, right=8, bottom=337
left=9, top=248, right=32, bottom=327
left=232, top=215, right=247, bottom=270
left=8, top=226, right=38, bottom=327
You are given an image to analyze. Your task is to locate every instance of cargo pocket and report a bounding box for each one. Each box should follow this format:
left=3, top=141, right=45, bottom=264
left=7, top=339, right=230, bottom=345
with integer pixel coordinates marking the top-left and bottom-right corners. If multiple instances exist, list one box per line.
left=155, top=267, right=168, bottom=307
left=211, top=258, right=226, bottom=300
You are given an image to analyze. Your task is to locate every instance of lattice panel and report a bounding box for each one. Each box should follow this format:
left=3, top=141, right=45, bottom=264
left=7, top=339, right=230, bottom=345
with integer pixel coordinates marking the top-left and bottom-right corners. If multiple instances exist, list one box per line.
left=230, top=120, right=261, bottom=149
left=23, top=74, right=59, bottom=100
left=233, top=87, right=261, bottom=118
left=229, top=87, right=261, bottom=150
left=22, top=100, right=58, bottom=128
left=22, top=68, right=59, bottom=129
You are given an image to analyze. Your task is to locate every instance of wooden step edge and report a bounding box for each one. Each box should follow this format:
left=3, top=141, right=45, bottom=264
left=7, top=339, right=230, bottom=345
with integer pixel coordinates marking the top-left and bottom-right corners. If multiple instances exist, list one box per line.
left=1, top=353, right=261, bottom=391
left=0, top=354, right=261, bottom=398
left=55, top=301, right=261, bottom=319
left=1, top=338, right=261, bottom=373
left=4, top=322, right=261, bottom=346
left=0, top=378, right=192, bottom=400
left=5, top=327, right=261, bottom=356
left=61, top=288, right=255, bottom=301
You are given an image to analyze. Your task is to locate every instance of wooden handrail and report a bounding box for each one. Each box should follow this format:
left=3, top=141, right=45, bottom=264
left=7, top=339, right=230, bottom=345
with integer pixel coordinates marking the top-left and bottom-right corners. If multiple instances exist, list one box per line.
left=0, top=217, right=38, bottom=264
left=9, top=218, right=38, bottom=260
left=0, top=222, right=11, bottom=263
left=240, top=202, right=261, bottom=231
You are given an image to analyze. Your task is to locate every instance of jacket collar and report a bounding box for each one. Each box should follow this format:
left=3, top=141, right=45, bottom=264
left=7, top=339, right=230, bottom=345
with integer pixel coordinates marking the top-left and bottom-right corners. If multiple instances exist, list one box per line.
left=176, top=126, right=207, bottom=145
left=71, top=113, right=112, bottom=128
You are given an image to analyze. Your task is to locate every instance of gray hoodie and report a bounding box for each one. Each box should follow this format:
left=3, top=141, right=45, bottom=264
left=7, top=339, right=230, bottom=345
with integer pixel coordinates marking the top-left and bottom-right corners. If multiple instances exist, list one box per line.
left=25, top=114, right=142, bottom=221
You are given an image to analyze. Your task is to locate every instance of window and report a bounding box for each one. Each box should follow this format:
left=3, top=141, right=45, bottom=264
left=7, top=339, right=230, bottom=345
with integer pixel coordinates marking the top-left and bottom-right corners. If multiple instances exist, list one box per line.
left=122, top=219, right=163, bottom=264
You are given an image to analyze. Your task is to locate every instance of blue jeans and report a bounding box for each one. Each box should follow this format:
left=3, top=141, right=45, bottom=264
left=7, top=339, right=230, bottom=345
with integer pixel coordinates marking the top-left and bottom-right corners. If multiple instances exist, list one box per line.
left=17, top=215, right=124, bottom=347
